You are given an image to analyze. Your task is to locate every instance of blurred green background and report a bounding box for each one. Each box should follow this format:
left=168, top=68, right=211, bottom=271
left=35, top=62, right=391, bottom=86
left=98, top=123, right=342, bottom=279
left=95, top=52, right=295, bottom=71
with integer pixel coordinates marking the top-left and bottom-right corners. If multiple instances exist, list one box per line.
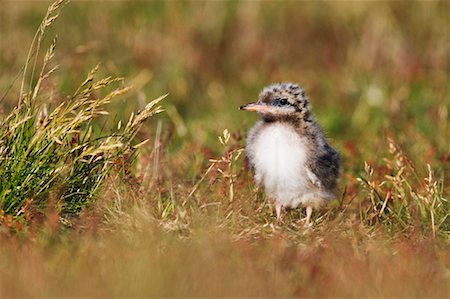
left=0, top=0, right=448, bottom=173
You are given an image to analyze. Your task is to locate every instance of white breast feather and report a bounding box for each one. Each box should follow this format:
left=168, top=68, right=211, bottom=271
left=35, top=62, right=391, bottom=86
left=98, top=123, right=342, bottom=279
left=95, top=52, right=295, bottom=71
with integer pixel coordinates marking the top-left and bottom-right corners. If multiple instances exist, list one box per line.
left=248, top=123, right=325, bottom=208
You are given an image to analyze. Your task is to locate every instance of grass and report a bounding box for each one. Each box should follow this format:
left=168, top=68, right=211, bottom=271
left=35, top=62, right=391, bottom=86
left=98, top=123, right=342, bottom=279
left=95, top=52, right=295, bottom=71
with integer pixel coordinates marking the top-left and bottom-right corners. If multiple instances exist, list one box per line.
left=0, top=0, right=164, bottom=224
left=0, top=0, right=449, bottom=297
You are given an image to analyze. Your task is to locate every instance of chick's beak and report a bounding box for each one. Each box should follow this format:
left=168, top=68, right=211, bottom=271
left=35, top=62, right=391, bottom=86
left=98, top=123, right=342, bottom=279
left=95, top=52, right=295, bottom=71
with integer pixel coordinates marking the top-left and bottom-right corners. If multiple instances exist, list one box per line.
left=239, top=102, right=271, bottom=113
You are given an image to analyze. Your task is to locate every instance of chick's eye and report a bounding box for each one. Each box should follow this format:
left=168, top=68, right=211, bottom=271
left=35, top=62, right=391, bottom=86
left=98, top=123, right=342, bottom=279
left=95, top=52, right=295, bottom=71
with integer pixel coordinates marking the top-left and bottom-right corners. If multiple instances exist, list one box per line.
left=280, top=98, right=288, bottom=105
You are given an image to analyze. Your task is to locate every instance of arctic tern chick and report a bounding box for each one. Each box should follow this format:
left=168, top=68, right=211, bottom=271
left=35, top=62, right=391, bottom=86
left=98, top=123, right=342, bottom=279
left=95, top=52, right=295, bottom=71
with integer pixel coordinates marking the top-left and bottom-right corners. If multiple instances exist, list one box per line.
left=240, top=82, right=340, bottom=225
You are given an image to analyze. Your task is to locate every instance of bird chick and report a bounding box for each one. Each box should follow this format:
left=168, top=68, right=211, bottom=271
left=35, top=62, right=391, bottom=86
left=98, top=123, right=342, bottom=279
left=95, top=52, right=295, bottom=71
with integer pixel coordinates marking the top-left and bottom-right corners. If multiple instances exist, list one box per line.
left=240, top=82, right=340, bottom=226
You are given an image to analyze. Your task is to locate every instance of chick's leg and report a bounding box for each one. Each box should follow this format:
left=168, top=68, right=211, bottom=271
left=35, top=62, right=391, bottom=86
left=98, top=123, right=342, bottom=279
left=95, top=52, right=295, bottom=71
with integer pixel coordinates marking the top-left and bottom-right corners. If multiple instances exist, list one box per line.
left=305, top=206, right=313, bottom=226
left=275, top=203, right=282, bottom=221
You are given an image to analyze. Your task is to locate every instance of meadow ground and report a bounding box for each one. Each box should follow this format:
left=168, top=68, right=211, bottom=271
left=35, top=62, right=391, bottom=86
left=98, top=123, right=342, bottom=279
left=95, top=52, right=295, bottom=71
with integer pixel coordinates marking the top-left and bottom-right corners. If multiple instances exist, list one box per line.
left=0, top=0, right=449, bottom=297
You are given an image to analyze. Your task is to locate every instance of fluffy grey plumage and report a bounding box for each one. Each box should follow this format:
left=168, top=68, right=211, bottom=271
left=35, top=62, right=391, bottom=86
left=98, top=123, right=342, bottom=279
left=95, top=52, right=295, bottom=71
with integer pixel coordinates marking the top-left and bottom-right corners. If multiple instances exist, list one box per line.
left=240, top=82, right=340, bottom=224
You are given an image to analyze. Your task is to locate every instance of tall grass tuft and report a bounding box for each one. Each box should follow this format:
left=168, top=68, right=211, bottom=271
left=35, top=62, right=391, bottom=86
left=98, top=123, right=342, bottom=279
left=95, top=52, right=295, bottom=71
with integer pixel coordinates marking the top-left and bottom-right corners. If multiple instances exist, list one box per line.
left=358, top=139, right=449, bottom=237
left=0, top=0, right=165, bottom=226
